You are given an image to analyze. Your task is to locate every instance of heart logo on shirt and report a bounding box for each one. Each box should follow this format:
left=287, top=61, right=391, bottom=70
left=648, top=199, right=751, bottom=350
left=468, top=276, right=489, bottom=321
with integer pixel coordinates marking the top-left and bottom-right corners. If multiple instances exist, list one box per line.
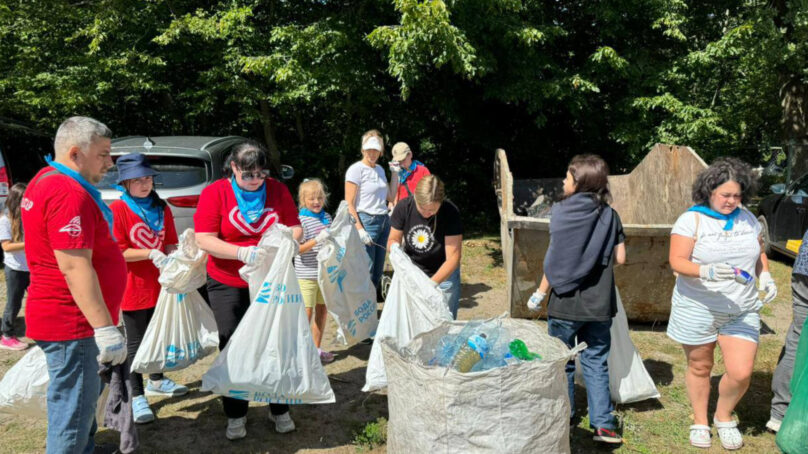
left=129, top=222, right=164, bottom=249
left=228, top=206, right=278, bottom=236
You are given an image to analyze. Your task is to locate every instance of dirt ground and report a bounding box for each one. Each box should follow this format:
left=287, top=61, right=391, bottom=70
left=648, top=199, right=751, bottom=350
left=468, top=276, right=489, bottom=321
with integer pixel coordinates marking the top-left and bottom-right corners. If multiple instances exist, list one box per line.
left=0, top=236, right=796, bottom=453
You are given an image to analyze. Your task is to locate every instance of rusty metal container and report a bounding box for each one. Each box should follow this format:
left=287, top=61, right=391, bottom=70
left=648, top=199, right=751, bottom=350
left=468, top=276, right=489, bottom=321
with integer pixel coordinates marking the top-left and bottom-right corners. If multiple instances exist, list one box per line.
left=494, top=144, right=708, bottom=322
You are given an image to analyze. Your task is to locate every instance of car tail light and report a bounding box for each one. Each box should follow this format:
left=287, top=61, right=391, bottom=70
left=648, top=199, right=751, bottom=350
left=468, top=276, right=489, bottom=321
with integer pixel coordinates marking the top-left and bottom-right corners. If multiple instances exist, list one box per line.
left=167, top=195, right=199, bottom=208
left=0, top=166, right=9, bottom=197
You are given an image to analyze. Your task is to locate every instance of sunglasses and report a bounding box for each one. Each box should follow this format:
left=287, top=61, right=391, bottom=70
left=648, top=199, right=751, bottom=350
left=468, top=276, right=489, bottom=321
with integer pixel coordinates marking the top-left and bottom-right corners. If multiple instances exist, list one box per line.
left=238, top=169, right=270, bottom=181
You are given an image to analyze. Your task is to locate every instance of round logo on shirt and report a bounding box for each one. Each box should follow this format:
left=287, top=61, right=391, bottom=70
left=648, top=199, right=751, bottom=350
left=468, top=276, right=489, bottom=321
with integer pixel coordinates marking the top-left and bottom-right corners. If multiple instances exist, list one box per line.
left=227, top=206, right=278, bottom=236
left=129, top=222, right=165, bottom=249
left=406, top=225, right=435, bottom=254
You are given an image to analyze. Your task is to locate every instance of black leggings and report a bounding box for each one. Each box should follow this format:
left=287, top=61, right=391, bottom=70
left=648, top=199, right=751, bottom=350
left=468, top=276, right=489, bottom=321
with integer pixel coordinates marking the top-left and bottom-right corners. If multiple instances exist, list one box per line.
left=122, top=307, right=164, bottom=397
left=206, top=276, right=289, bottom=418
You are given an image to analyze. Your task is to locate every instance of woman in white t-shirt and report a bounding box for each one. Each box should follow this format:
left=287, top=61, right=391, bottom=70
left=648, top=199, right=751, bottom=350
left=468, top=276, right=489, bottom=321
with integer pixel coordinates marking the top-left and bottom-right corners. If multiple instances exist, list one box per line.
left=0, top=183, right=30, bottom=351
left=668, top=157, right=778, bottom=450
left=344, top=129, right=398, bottom=292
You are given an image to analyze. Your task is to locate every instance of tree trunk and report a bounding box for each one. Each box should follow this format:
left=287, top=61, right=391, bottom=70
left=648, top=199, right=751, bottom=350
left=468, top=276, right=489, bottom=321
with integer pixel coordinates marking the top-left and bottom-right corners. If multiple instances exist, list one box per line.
left=259, top=100, right=281, bottom=173
left=780, top=77, right=808, bottom=179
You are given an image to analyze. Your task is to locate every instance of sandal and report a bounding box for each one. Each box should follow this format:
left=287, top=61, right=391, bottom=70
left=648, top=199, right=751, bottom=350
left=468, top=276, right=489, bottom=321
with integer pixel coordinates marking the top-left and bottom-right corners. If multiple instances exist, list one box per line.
left=689, top=424, right=711, bottom=448
left=714, top=418, right=743, bottom=450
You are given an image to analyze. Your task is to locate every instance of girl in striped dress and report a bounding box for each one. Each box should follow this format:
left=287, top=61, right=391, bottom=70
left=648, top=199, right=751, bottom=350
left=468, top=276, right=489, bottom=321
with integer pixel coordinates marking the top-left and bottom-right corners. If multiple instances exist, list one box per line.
left=295, top=179, right=334, bottom=363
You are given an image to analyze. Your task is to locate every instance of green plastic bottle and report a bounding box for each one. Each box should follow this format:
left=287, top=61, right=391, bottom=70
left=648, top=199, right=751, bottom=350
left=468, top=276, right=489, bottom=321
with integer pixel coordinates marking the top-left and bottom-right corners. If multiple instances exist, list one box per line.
left=508, top=339, right=541, bottom=361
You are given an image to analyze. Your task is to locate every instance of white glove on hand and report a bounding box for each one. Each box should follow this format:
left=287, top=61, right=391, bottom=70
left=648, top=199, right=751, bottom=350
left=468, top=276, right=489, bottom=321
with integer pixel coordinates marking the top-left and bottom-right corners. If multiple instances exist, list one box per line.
left=358, top=229, right=373, bottom=246
left=389, top=161, right=401, bottom=173
left=699, top=263, right=735, bottom=282
left=315, top=229, right=331, bottom=244
left=94, top=326, right=127, bottom=365
left=237, top=246, right=267, bottom=265
left=759, top=271, right=777, bottom=303
left=148, top=249, right=169, bottom=269
left=428, top=278, right=439, bottom=288
left=527, top=290, right=547, bottom=312
left=390, top=242, right=401, bottom=252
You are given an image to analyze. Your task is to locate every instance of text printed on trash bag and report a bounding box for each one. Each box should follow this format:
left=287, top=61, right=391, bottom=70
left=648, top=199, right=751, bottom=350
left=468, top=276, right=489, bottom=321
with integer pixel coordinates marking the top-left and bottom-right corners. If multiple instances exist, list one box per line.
left=165, top=341, right=202, bottom=369
left=255, top=282, right=303, bottom=305
left=227, top=389, right=304, bottom=405
left=346, top=299, right=375, bottom=337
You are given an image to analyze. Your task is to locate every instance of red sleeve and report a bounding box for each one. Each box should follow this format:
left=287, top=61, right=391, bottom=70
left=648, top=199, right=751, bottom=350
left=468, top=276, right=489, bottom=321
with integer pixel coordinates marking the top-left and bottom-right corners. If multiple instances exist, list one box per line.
left=275, top=181, right=301, bottom=227
left=111, top=201, right=132, bottom=252
left=194, top=182, right=222, bottom=234
left=164, top=205, right=179, bottom=246
left=47, top=187, right=97, bottom=250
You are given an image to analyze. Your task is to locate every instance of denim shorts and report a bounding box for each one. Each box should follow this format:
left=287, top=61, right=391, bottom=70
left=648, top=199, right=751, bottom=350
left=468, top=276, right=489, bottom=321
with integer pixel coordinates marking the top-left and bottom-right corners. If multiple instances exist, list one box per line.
left=667, top=291, right=761, bottom=345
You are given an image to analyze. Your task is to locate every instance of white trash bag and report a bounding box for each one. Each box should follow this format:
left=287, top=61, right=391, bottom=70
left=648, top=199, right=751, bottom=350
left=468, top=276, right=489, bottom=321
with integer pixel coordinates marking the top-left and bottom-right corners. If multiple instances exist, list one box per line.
left=202, top=225, right=335, bottom=404
left=130, top=228, right=219, bottom=374
left=317, top=201, right=379, bottom=345
left=363, top=245, right=453, bottom=392
left=574, top=287, right=660, bottom=404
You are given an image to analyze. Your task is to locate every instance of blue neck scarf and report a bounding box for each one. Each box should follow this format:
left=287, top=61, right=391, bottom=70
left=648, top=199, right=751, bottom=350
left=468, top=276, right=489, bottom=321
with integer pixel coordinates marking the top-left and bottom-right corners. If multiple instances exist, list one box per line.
left=399, top=160, right=424, bottom=184
left=45, top=156, right=115, bottom=240
left=687, top=205, right=740, bottom=231
left=299, top=207, right=330, bottom=225
left=114, top=185, right=164, bottom=232
left=230, top=178, right=267, bottom=223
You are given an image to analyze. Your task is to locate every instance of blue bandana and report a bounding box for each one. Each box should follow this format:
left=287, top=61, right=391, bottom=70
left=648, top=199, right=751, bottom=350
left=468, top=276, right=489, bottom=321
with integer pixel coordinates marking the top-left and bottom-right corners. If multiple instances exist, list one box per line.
left=687, top=205, right=740, bottom=231
left=230, top=178, right=267, bottom=223
left=398, top=160, right=424, bottom=184
left=299, top=207, right=330, bottom=225
left=45, top=156, right=115, bottom=240
left=114, top=185, right=164, bottom=232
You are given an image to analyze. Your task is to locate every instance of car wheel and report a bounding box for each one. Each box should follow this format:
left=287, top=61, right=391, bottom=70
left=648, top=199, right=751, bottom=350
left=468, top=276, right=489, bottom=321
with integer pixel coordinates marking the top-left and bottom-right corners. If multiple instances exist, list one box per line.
left=758, top=215, right=775, bottom=257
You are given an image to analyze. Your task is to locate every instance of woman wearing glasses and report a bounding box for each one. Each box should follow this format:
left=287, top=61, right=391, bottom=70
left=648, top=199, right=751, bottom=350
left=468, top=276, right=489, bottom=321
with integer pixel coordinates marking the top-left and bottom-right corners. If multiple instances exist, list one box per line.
left=194, top=141, right=303, bottom=441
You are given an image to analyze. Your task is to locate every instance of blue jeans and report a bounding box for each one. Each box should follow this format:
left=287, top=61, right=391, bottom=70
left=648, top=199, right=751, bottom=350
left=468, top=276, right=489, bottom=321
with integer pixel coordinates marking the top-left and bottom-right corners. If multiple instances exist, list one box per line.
left=358, top=212, right=390, bottom=290
left=438, top=267, right=461, bottom=319
left=548, top=317, right=616, bottom=430
left=38, top=337, right=102, bottom=454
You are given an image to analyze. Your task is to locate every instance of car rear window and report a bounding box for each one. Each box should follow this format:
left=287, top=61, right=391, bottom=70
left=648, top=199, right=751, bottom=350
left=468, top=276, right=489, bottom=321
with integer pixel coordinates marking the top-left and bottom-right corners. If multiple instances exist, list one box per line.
left=96, top=155, right=208, bottom=189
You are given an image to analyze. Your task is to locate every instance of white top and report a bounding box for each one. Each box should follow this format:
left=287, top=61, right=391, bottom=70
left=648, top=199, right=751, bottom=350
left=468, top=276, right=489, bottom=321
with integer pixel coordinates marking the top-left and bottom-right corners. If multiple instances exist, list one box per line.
left=0, top=215, right=28, bottom=271
left=671, top=209, right=762, bottom=313
left=345, top=161, right=389, bottom=216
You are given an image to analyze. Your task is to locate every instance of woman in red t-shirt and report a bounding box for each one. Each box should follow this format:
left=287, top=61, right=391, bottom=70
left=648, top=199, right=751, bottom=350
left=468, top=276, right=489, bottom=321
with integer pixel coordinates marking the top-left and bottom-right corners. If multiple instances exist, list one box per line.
left=194, top=141, right=302, bottom=441
left=110, top=153, right=186, bottom=425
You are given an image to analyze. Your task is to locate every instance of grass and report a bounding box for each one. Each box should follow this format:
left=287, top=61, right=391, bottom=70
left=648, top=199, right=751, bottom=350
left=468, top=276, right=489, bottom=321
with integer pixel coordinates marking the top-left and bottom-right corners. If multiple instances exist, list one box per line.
left=0, top=236, right=798, bottom=453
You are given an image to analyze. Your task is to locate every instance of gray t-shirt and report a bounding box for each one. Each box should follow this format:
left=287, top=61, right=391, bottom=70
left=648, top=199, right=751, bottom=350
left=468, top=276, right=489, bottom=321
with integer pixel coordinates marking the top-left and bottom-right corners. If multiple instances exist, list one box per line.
left=0, top=215, right=28, bottom=271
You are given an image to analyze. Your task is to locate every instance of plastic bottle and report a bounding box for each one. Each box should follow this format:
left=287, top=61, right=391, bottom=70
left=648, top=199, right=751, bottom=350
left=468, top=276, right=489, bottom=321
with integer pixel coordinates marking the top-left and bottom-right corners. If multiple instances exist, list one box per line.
left=452, top=333, right=489, bottom=372
left=508, top=339, right=542, bottom=361
left=732, top=267, right=754, bottom=285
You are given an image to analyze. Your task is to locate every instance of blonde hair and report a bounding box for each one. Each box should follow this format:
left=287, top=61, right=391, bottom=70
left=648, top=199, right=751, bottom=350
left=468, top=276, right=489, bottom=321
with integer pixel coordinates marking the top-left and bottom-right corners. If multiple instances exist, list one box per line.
left=360, top=129, right=384, bottom=154
left=298, top=178, right=328, bottom=209
left=414, top=175, right=445, bottom=207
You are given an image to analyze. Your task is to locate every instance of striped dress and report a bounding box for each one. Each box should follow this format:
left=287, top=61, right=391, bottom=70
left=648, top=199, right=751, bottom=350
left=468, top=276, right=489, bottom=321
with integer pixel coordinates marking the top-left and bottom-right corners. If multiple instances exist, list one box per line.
left=293, top=212, right=332, bottom=280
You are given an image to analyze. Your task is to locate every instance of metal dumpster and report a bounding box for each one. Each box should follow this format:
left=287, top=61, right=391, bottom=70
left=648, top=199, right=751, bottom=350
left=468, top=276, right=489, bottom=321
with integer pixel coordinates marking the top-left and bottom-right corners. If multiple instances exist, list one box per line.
left=495, top=144, right=708, bottom=322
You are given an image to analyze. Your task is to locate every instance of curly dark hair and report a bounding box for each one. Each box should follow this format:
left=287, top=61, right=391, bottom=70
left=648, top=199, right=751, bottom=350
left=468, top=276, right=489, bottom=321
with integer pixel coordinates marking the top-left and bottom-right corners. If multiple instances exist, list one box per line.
left=692, top=157, right=757, bottom=205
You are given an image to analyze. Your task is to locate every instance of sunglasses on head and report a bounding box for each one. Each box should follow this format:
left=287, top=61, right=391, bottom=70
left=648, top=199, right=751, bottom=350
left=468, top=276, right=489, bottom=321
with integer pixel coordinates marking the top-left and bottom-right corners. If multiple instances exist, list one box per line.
left=238, top=169, right=270, bottom=181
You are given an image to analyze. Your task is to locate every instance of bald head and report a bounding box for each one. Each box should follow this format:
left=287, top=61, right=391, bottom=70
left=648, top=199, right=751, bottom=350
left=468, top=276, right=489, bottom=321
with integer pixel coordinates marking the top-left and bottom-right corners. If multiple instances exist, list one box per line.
left=54, top=116, right=112, bottom=158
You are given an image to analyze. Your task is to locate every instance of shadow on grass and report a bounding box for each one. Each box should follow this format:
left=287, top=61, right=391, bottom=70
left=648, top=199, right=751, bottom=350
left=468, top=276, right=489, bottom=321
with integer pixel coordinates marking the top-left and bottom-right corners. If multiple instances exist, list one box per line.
left=459, top=282, right=491, bottom=311
left=486, top=243, right=503, bottom=268
left=643, top=359, right=674, bottom=387
left=708, top=370, right=774, bottom=436
left=760, top=320, right=776, bottom=335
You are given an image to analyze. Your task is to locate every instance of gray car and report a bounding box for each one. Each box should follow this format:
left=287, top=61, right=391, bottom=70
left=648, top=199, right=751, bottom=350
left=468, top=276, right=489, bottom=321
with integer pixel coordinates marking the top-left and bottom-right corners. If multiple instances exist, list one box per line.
left=98, top=136, right=293, bottom=233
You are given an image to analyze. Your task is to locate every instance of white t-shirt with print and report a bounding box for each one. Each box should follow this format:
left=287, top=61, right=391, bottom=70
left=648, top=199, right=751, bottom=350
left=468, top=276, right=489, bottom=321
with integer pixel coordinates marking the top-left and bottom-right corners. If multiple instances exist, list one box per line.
left=345, top=161, right=388, bottom=215
left=671, top=209, right=762, bottom=313
left=0, top=215, right=28, bottom=271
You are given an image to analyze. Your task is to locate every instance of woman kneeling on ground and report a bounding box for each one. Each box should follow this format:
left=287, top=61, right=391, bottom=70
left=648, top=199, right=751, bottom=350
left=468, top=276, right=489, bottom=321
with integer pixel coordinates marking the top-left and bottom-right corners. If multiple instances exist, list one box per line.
left=528, top=154, right=626, bottom=445
left=110, top=153, right=186, bottom=424
left=667, top=157, right=776, bottom=450
left=194, top=141, right=303, bottom=441
left=386, top=175, right=463, bottom=318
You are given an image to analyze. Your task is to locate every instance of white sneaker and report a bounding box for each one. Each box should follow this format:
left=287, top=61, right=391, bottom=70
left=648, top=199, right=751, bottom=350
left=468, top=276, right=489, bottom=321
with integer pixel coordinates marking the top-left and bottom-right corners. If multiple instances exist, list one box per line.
left=226, top=417, right=247, bottom=440
left=269, top=411, right=295, bottom=433
left=766, top=418, right=781, bottom=433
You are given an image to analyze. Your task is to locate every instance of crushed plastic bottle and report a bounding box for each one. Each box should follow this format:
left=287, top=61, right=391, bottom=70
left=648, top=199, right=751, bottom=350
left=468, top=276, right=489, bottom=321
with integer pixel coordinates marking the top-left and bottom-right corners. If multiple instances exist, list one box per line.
left=509, top=339, right=542, bottom=361
left=452, top=334, right=489, bottom=372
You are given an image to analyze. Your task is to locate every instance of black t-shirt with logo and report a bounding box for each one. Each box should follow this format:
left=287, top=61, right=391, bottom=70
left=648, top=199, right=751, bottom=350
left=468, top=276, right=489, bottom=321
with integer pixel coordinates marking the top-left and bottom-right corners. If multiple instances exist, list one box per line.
left=390, top=197, right=463, bottom=276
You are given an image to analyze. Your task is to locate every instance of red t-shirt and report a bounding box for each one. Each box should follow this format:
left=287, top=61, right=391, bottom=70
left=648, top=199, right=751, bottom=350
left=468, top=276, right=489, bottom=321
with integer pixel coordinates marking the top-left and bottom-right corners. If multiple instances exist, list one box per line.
left=22, top=167, right=127, bottom=341
left=194, top=178, right=300, bottom=288
left=396, top=164, right=431, bottom=202
left=111, top=200, right=179, bottom=311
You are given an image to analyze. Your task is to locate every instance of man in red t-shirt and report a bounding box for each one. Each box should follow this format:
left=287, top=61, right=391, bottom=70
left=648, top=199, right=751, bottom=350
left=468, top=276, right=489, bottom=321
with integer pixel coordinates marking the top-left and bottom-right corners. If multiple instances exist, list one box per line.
left=21, top=116, right=127, bottom=454
left=390, top=141, right=431, bottom=207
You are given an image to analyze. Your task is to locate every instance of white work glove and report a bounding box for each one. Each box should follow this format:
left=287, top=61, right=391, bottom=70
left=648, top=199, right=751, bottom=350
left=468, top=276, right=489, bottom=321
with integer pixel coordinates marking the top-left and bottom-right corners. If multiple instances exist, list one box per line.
left=390, top=242, right=401, bottom=253
left=389, top=161, right=401, bottom=173
left=759, top=271, right=777, bottom=304
left=699, top=263, right=735, bottom=282
left=148, top=249, right=169, bottom=269
left=94, top=326, right=127, bottom=365
left=315, top=229, right=331, bottom=244
left=527, top=289, right=547, bottom=312
left=237, top=246, right=267, bottom=265
left=428, top=278, right=439, bottom=288
left=358, top=229, right=373, bottom=246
